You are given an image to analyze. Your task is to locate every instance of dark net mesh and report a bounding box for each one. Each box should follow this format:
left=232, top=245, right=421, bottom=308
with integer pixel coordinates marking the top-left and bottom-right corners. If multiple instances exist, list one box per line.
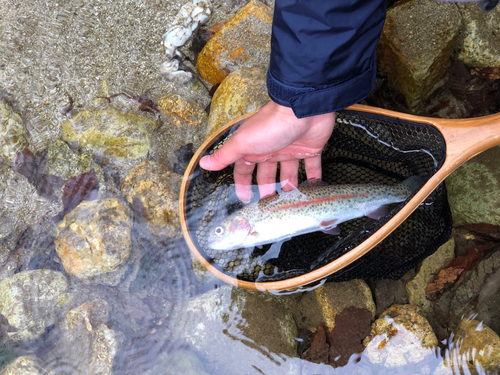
left=184, top=110, right=453, bottom=283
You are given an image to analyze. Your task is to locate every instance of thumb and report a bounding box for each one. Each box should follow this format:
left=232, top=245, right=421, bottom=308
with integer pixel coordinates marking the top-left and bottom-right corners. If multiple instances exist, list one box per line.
left=199, top=143, right=241, bottom=171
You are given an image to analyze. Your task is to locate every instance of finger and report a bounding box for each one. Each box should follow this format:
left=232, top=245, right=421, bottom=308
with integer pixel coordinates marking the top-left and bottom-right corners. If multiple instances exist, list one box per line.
left=304, top=154, right=323, bottom=181
left=233, top=159, right=256, bottom=203
left=256, top=161, right=278, bottom=198
left=199, top=141, right=242, bottom=171
left=279, top=159, right=299, bottom=191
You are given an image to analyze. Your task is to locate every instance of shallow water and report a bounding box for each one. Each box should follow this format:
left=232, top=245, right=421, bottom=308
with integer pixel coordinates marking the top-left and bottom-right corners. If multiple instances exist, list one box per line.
left=1, top=1, right=500, bottom=374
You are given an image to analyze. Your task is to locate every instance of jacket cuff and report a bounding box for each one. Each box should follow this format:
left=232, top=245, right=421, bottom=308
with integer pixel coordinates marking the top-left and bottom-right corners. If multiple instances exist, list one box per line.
left=267, top=54, right=377, bottom=118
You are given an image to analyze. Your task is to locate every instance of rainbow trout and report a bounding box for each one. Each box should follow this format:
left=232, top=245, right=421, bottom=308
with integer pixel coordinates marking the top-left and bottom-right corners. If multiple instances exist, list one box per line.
left=207, top=176, right=422, bottom=251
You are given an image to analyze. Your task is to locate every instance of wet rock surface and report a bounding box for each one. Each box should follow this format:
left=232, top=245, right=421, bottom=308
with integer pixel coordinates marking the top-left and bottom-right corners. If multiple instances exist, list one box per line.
left=363, top=305, right=438, bottom=368
left=54, top=198, right=132, bottom=279
left=121, top=160, right=182, bottom=239
left=0, top=100, right=28, bottom=166
left=206, top=68, right=269, bottom=138
left=0, top=355, right=45, bottom=375
left=196, top=0, right=273, bottom=85
left=0, top=270, right=69, bottom=342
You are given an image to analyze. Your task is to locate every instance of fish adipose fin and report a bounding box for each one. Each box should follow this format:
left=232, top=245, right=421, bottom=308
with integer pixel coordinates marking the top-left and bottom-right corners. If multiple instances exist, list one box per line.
left=320, top=219, right=340, bottom=235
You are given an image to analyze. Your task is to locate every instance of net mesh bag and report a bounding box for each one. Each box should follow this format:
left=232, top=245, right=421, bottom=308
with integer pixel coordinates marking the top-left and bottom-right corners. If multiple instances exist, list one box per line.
left=184, top=110, right=453, bottom=283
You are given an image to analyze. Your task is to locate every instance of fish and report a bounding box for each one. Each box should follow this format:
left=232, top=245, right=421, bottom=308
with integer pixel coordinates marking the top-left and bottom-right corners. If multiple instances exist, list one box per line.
left=436, top=0, right=498, bottom=12
left=207, top=176, right=423, bottom=251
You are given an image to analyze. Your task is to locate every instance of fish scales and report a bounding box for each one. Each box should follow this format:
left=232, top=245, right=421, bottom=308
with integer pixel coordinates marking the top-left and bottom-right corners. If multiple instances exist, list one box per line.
left=207, top=177, right=420, bottom=251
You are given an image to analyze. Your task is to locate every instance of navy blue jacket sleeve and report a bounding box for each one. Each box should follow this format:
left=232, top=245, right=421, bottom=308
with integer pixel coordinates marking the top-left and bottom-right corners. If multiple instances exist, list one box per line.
left=267, top=0, right=386, bottom=118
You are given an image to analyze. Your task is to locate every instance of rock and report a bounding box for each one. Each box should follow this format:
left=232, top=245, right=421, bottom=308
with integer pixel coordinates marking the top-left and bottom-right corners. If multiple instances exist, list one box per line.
left=0, top=100, right=28, bottom=166
left=0, top=166, right=62, bottom=253
left=363, top=305, right=438, bottom=367
left=180, top=285, right=300, bottom=374
left=196, top=0, right=273, bottom=85
left=142, top=348, right=210, bottom=375
left=206, top=68, right=269, bottom=138
left=151, top=94, right=207, bottom=168
left=456, top=4, right=500, bottom=68
left=54, top=198, right=132, bottom=278
left=0, top=270, right=68, bottom=341
left=406, top=238, right=455, bottom=317
left=121, top=160, right=182, bottom=239
left=369, top=271, right=413, bottom=317
left=43, top=140, right=105, bottom=187
left=377, top=0, right=462, bottom=109
left=451, top=319, right=500, bottom=374
left=0, top=355, right=45, bottom=375
left=446, top=146, right=500, bottom=226
left=450, top=247, right=500, bottom=331
left=47, top=299, right=118, bottom=375
left=314, top=280, right=376, bottom=331
left=61, top=108, right=157, bottom=167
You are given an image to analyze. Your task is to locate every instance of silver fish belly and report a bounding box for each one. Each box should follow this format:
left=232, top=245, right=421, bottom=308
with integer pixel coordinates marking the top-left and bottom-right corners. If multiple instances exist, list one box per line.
left=207, top=177, right=419, bottom=251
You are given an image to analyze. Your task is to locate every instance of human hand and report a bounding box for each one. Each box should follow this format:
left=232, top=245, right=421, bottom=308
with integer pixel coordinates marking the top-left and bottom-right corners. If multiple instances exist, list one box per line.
left=199, top=101, right=336, bottom=202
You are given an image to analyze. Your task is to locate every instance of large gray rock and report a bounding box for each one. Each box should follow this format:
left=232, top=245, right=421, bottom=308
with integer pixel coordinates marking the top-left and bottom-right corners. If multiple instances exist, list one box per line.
left=378, top=0, right=462, bottom=108
left=180, top=285, right=300, bottom=374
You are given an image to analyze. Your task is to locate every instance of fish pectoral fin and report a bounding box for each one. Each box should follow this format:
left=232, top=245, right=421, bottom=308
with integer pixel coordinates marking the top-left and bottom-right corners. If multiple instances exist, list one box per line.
left=320, top=219, right=340, bottom=235
left=366, top=205, right=389, bottom=220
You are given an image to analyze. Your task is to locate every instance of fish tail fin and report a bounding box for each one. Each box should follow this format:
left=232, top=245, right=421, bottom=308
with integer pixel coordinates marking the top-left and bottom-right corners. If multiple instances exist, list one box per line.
left=400, top=175, right=425, bottom=194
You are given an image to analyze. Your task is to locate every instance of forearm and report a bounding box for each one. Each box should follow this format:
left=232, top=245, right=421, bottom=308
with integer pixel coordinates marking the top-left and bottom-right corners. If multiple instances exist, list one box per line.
left=268, top=0, right=387, bottom=118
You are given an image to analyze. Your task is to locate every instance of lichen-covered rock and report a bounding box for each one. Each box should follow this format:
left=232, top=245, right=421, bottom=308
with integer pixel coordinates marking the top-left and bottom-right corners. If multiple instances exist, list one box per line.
left=451, top=319, right=500, bottom=374
left=0, top=270, right=68, bottom=341
left=446, top=146, right=500, bottom=226
left=456, top=4, right=500, bottom=68
left=54, top=198, right=132, bottom=278
left=197, top=0, right=273, bottom=85
left=0, top=355, right=45, bottom=375
left=363, top=305, right=438, bottom=367
left=151, top=94, right=207, bottom=168
left=0, top=100, right=28, bottom=166
left=61, top=108, right=157, bottom=162
left=43, top=140, right=105, bottom=186
left=121, top=160, right=182, bottom=238
left=206, top=68, right=269, bottom=138
left=406, top=238, right=455, bottom=317
left=180, top=285, right=300, bottom=374
left=377, top=0, right=462, bottom=108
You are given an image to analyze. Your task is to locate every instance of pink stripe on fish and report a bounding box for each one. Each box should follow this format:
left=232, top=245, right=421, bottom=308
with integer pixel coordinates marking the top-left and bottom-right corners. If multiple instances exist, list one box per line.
left=264, top=193, right=371, bottom=213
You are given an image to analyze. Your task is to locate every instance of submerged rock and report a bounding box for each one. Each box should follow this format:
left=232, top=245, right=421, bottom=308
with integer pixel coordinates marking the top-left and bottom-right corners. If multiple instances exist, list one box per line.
left=450, top=319, right=500, bottom=374
left=206, top=68, right=269, bottom=138
left=61, top=108, right=157, bottom=165
left=0, top=355, right=45, bottom=375
left=363, top=305, right=438, bottom=368
left=456, top=4, right=500, bottom=68
left=377, top=0, right=462, bottom=109
left=446, top=146, right=500, bottom=226
left=151, top=94, right=207, bottom=168
left=54, top=198, right=132, bottom=278
left=406, top=238, right=455, bottom=317
left=180, top=285, right=300, bottom=374
left=43, top=140, right=105, bottom=186
left=121, top=160, right=182, bottom=239
left=0, top=100, right=28, bottom=166
left=142, top=348, right=210, bottom=375
left=0, top=270, right=68, bottom=342
left=197, top=0, right=273, bottom=85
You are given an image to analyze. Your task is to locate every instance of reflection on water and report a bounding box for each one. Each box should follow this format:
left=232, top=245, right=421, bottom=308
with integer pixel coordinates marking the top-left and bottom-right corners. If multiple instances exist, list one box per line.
left=1, top=0, right=500, bottom=374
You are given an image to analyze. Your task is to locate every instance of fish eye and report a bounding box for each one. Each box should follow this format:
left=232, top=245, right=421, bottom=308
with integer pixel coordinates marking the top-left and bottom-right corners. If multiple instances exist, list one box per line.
left=214, top=226, right=224, bottom=236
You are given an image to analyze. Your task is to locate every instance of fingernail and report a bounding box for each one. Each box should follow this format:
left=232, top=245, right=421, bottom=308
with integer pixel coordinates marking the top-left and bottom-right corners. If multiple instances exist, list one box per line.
left=199, top=155, right=210, bottom=169
left=236, top=185, right=252, bottom=203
